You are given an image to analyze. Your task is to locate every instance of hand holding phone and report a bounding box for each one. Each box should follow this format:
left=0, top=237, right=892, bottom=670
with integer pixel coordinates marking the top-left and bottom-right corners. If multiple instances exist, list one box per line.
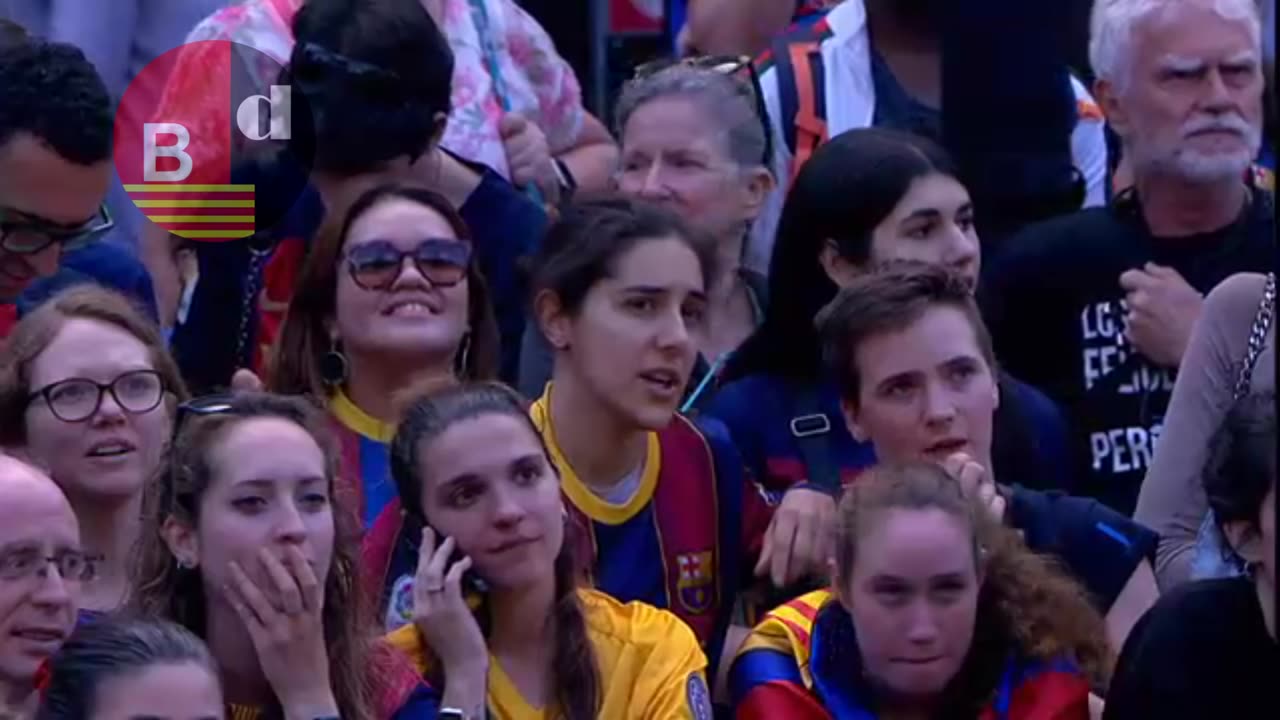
left=413, top=528, right=489, bottom=682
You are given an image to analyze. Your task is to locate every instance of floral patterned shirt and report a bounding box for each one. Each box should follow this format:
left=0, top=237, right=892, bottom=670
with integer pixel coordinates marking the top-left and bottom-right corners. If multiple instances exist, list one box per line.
left=181, top=0, right=587, bottom=177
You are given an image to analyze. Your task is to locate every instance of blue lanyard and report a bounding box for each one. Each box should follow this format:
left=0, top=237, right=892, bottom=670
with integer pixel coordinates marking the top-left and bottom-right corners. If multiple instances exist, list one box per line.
left=465, top=0, right=545, bottom=206
left=680, top=351, right=731, bottom=413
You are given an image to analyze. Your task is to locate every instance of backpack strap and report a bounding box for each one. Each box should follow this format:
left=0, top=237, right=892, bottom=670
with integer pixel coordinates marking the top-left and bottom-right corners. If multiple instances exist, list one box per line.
left=788, top=384, right=840, bottom=495
left=765, top=20, right=832, bottom=183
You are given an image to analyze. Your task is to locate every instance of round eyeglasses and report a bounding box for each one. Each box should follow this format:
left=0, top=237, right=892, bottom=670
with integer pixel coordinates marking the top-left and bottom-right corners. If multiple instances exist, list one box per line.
left=29, top=369, right=166, bottom=423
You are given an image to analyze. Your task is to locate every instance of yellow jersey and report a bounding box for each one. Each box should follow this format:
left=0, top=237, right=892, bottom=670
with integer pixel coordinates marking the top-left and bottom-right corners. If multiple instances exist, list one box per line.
left=387, top=588, right=714, bottom=719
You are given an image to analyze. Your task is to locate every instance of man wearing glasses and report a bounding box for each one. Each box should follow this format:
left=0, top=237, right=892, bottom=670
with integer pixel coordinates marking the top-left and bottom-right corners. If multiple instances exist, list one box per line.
left=0, top=25, right=155, bottom=333
left=0, top=454, right=84, bottom=718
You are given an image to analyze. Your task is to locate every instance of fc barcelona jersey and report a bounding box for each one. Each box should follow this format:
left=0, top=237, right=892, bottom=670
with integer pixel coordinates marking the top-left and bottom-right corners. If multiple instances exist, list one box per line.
left=387, top=589, right=714, bottom=720
left=731, top=590, right=1091, bottom=720
left=329, top=390, right=397, bottom=530
left=530, top=384, right=775, bottom=656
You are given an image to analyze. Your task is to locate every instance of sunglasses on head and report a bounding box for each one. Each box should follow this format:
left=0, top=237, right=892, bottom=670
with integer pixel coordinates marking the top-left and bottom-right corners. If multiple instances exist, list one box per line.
left=344, top=238, right=472, bottom=291
left=172, top=394, right=236, bottom=440
left=632, top=55, right=774, bottom=166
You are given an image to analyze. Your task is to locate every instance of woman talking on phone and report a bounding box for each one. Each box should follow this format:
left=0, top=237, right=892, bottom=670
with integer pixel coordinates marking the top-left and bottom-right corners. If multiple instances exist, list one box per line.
left=130, top=392, right=431, bottom=719
left=385, top=380, right=714, bottom=719
left=367, top=195, right=836, bottom=676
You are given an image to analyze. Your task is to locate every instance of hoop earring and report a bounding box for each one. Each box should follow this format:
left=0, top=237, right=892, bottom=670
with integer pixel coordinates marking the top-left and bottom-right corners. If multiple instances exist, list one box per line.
left=321, top=338, right=349, bottom=387
left=454, top=331, right=472, bottom=378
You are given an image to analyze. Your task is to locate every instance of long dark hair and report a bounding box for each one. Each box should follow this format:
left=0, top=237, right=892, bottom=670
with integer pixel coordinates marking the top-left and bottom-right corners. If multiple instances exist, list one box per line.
left=129, top=392, right=378, bottom=720
left=37, top=617, right=218, bottom=720
left=389, top=380, right=601, bottom=720
left=268, top=183, right=500, bottom=398
left=724, top=127, right=959, bottom=382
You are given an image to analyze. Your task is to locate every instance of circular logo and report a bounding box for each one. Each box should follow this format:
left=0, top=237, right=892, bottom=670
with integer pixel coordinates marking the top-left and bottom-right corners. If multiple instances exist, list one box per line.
left=113, top=41, right=315, bottom=243
left=386, top=573, right=416, bottom=631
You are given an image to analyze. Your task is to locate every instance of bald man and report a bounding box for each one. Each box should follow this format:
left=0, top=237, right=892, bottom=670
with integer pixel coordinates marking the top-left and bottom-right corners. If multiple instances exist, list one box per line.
left=0, top=455, right=81, bottom=716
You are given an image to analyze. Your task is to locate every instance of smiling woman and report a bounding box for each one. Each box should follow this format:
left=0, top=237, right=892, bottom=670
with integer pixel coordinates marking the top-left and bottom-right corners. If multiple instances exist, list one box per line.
left=268, top=183, right=500, bottom=547
left=0, top=286, right=188, bottom=617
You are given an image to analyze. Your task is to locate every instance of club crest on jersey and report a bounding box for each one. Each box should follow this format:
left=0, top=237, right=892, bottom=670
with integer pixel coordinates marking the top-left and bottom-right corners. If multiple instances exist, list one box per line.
left=677, top=551, right=714, bottom=614
left=385, top=574, right=415, bottom=631
left=686, top=673, right=713, bottom=720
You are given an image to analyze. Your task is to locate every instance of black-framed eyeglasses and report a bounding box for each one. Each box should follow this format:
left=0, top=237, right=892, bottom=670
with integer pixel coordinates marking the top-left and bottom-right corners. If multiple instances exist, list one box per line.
left=0, top=546, right=103, bottom=583
left=632, top=55, right=774, bottom=167
left=0, top=203, right=114, bottom=255
left=345, top=238, right=473, bottom=291
left=28, top=369, right=166, bottom=423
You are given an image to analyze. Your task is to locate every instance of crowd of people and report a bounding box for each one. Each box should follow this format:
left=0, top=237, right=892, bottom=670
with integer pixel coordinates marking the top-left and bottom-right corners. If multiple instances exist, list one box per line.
left=0, top=0, right=1275, bottom=718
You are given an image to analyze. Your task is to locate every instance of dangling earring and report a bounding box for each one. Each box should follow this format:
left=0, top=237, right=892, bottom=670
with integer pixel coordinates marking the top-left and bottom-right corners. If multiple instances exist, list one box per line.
left=176, top=556, right=196, bottom=571
left=320, top=337, right=349, bottom=387
left=454, top=331, right=472, bottom=378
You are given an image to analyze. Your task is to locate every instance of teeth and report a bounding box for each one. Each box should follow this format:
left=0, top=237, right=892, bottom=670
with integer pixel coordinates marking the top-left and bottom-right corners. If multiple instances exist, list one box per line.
left=90, top=444, right=130, bottom=456
left=389, top=302, right=432, bottom=316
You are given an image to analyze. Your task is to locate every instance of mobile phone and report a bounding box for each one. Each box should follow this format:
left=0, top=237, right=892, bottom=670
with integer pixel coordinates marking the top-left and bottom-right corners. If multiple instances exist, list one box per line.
left=441, top=532, right=489, bottom=597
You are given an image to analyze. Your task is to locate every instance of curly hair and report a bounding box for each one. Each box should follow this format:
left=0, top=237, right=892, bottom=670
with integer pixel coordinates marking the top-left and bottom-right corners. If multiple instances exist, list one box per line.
left=834, top=463, right=1112, bottom=702
left=0, top=35, right=111, bottom=165
left=128, top=392, right=383, bottom=720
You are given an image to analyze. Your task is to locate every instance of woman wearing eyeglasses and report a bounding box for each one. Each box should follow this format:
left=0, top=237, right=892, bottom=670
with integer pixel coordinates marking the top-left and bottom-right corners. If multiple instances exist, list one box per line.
left=0, top=286, right=189, bottom=617
left=517, top=61, right=775, bottom=411
left=268, top=183, right=498, bottom=627
left=130, top=391, right=430, bottom=720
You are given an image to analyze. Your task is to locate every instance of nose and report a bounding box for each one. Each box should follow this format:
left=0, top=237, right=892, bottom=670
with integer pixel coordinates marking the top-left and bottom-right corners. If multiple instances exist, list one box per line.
left=943, top=225, right=980, bottom=280
left=922, top=380, right=957, bottom=426
left=637, top=159, right=671, bottom=199
left=31, top=564, right=72, bottom=606
left=274, top=501, right=308, bottom=545
left=654, top=305, right=693, bottom=351
left=1200, top=68, right=1235, bottom=113
left=490, top=485, right=527, bottom=528
left=390, top=255, right=431, bottom=290
left=27, top=242, right=62, bottom=278
left=90, top=388, right=128, bottom=426
left=905, top=600, right=941, bottom=646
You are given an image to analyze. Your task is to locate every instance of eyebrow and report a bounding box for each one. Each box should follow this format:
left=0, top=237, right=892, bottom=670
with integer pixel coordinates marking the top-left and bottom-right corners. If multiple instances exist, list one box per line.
left=232, top=476, right=327, bottom=489
left=900, top=209, right=942, bottom=224
left=621, top=285, right=709, bottom=303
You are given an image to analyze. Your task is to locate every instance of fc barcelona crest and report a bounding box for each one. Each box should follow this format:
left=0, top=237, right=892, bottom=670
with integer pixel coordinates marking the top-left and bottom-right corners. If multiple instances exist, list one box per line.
left=676, top=551, right=715, bottom=614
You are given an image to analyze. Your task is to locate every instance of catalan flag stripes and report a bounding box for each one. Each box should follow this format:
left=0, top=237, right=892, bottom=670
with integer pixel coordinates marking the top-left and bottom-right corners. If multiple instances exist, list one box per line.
left=123, top=184, right=256, bottom=240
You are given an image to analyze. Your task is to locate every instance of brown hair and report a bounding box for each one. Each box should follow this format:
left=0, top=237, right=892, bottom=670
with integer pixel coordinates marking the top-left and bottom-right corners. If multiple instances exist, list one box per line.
left=389, top=381, right=601, bottom=720
left=0, top=285, right=189, bottom=446
left=268, top=183, right=499, bottom=399
left=834, top=463, right=1112, bottom=698
left=816, top=261, right=996, bottom=407
left=128, top=392, right=377, bottom=720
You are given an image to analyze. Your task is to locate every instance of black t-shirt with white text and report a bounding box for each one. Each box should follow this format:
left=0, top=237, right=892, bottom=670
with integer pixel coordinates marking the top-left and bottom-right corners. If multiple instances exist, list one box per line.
left=980, top=189, right=1275, bottom=514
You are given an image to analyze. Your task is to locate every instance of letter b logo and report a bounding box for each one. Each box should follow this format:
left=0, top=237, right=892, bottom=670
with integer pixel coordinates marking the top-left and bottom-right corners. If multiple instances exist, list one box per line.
left=115, top=41, right=314, bottom=243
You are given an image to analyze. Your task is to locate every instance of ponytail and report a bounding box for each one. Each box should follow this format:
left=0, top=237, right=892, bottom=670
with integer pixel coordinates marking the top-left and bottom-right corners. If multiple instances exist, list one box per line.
left=550, top=533, right=601, bottom=720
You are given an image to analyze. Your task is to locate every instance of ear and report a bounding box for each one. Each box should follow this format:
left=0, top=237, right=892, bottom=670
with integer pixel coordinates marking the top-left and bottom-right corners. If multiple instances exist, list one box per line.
left=840, top=397, right=868, bottom=443
left=818, top=240, right=860, bottom=288
left=429, top=111, right=449, bottom=149
left=738, top=166, right=777, bottom=219
left=1223, top=519, right=1263, bottom=566
left=991, top=377, right=1000, bottom=410
left=161, top=515, right=200, bottom=570
left=534, top=289, right=573, bottom=352
left=1092, top=78, right=1128, bottom=137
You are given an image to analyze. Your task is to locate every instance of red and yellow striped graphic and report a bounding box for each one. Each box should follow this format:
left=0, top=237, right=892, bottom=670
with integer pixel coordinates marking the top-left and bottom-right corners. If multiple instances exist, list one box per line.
left=123, top=184, right=256, bottom=240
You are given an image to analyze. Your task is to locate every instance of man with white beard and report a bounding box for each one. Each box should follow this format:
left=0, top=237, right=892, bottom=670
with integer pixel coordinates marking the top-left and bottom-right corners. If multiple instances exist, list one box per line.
left=980, top=0, right=1276, bottom=517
